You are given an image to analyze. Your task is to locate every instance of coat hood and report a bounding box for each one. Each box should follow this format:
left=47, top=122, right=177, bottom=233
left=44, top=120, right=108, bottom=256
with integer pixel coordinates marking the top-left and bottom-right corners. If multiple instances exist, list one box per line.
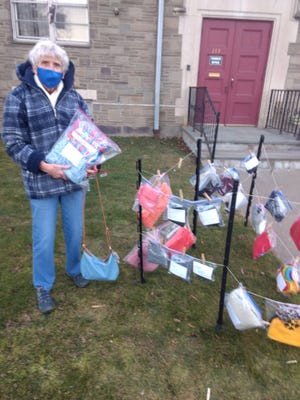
left=16, top=59, right=75, bottom=91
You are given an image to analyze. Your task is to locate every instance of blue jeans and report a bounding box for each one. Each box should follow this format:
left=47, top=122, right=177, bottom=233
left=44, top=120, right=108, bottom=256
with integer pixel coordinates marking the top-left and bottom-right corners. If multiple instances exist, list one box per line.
left=30, top=190, right=83, bottom=291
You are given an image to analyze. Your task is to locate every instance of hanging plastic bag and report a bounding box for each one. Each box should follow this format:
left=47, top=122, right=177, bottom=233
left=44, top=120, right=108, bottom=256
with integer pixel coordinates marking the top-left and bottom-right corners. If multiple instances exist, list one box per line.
left=224, top=184, right=247, bottom=212
left=140, top=176, right=172, bottom=228
left=124, top=234, right=159, bottom=272
left=241, top=152, right=260, bottom=174
left=265, top=298, right=300, bottom=322
left=136, top=173, right=171, bottom=212
left=166, top=196, right=189, bottom=227
left=196, top=198, right=224, bottom=226
left=217, top=168, right=238, bottom=196
left=252, top=228, right=276, bottom=260
left=251, top=202, right=267, bottom=235
left=193, top=257, right=217, bottom=281
left=46, top=109, right=121, bottom=184
left=276, top=263, right=299, bottom=295
left=290, top=215, right=300, bottom=251
left=189, top=163, right=222, bottom=197
left=164, top=225, right=196, bottom=253
left=147, top=239, right=169, bottom=268
left=168, top=253, right=193, bottom=283
left=225, top=285, right=265, bottom=330
left=156, top=221, right=196, bottom=254
left=265, top=190, right=292, bottom=222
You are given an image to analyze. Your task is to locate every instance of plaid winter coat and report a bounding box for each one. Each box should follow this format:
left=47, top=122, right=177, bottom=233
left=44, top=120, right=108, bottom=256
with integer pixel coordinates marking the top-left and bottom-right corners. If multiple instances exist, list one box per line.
left=2, top=60, right=89, bottom=199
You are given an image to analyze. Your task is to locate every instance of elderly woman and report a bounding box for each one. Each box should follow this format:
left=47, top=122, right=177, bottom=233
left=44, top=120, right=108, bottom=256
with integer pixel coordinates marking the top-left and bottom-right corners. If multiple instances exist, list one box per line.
left=2, top=39, right=98, bottom=314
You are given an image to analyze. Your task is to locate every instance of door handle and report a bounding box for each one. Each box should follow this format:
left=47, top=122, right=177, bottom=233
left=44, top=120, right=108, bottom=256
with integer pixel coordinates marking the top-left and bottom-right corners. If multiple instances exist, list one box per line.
left=230, top=77, right=234, bottom=88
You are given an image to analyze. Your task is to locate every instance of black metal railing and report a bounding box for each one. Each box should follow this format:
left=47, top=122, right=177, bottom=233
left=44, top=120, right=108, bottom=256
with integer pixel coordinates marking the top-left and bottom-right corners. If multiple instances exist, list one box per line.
left=188, top=86, right=220, bottom=162
left=265, top=89, right=300, bottom=139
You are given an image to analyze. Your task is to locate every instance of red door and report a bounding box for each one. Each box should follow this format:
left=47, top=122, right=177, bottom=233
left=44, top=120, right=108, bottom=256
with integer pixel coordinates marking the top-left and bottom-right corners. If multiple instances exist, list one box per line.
left=197, top=19, right=273, bottom=125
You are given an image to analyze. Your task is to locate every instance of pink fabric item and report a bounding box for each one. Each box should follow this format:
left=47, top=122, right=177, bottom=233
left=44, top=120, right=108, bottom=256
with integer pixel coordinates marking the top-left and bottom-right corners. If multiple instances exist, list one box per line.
left=124, top=240, right=159, bottom=272
left=165, top=226, right=196, bottom=253
left=290, top=216, right=300, bottom=251
left=137, top=183, right=162, bottom=212
left=253, top=230, right=274, bottom=260
left=141, top=182, right=172, bottom=228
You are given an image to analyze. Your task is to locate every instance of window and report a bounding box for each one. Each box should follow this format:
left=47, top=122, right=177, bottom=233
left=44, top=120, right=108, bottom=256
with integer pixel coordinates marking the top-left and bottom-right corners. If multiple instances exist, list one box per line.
left=10, top=0, right=90, bottom=46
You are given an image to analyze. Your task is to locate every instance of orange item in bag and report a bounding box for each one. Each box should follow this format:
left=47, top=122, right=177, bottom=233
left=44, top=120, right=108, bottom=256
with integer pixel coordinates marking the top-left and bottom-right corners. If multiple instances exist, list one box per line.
left=141, top=182, right=172, bottom=228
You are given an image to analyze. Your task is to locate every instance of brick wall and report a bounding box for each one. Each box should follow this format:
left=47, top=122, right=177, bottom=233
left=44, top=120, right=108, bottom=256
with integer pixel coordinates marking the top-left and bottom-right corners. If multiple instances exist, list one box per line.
left=0, top=1, right=184, bottom=137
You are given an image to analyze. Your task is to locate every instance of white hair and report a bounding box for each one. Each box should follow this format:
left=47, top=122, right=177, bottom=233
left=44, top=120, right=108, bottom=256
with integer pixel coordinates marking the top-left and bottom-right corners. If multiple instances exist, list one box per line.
left=28, top=39, right=69, bottom=72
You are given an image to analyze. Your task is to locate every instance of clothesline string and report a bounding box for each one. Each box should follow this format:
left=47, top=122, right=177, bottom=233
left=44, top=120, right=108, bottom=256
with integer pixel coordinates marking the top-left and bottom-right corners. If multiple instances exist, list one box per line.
left=134, top=142, right=300, bottom=308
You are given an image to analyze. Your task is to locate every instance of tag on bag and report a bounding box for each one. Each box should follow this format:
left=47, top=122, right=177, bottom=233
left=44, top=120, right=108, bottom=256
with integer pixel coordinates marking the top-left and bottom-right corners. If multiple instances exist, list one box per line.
left=168, top=253, right=193, bottom=283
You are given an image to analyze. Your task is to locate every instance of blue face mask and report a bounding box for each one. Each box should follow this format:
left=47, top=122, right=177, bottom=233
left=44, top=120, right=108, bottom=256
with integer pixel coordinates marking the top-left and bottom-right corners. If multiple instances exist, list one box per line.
left=37, top=67, right=63, bottom=89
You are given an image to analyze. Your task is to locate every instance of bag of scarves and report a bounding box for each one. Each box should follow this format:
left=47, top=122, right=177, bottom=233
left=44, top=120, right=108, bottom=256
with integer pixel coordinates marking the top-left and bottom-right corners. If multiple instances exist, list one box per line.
left=252, top=228, right=276, bottom=260
left=46, top=109, right=121, bottom=184
left=265, top=190, right=292, bottom=222
left=138, top=174, right=172, bottom=228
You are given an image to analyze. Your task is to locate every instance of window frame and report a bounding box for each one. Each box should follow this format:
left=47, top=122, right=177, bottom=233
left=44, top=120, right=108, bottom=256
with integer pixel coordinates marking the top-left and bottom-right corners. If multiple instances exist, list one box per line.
left=10, top=0, right=90, bottom=47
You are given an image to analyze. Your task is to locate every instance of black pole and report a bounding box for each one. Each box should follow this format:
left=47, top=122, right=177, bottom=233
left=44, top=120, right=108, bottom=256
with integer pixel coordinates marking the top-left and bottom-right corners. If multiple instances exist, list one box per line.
left=244, top=134, right=264, bottom=227
left=192, top=139, right=202, bottom=246
left=136, top=158, right=145, bottom=284
left=211, top=111, right=220, bottom=163
left=216, top=177, right=239, bottom=331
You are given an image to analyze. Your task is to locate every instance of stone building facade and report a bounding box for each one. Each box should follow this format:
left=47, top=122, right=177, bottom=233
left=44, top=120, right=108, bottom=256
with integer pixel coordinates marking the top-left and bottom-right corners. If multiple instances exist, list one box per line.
left=0, top=0, right=300, bottom=136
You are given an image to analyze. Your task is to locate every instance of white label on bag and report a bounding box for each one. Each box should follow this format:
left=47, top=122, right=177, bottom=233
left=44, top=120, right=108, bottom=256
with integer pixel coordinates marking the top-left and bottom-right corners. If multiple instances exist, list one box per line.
left=60, top=142, right=84, bottom=167
left=169, top=260, right=188, bottom=280
left=193, top=261, right=214, bottom=280
left=167, top=207, right=186, bottom=224
left=198, top=208, right=220, bottom=225
left=245, top=156, right=259, bottom=171
left=276, top=272, right=287, bottom=292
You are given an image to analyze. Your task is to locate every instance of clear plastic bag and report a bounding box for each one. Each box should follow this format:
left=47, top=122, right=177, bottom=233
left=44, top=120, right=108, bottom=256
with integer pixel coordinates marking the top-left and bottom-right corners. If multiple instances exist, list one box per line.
left=224, top=184, right=247, bottom=212
left=196, top=198, right=224, bottom=226
left=147, top=239, right=169, bottom=268
left=189, top=164, right=221, bottom=197
left=225, top=285, right=265, bottom=330
left=156, top=220, right=196, bottom=254
left=241, top=153, right=260, bottom=173
left=168, top=253, right=193, bottom=283
left=193, top=258, right=217, bottom=281
left=46, top=109, right=121, bottom=184
left=252, top=228, right=276, bottom=260
left=123, top=234, right=159, bottom=273
left=276, top=263, right=299, bottom=295
left=166, top=197, right=189, bottom=227
left=290, top=215, right=300, bottom=251
left=265, top=190, right=292, bottom=222
left=217, top=168, right=238, bottom=196
left=136, top=173, right=171, bottom=212
left=251, top=202, right=267, bottom=235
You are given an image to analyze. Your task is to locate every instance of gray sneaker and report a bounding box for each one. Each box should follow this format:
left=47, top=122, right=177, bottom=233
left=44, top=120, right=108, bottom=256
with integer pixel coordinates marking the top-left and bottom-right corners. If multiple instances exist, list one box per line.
left=36, top=287, right=55, bottom=314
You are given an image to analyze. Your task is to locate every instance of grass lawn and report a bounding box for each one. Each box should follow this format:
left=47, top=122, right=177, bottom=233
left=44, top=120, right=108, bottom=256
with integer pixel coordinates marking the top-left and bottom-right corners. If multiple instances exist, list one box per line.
left=0, top=137, right=300, bottom=400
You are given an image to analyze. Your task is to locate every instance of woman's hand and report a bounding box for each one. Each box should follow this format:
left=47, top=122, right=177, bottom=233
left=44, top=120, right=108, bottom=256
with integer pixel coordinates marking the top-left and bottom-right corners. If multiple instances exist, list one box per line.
left=86, top=165, right=98, bottom=178
left=39, top=160, right=70, bottom=180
